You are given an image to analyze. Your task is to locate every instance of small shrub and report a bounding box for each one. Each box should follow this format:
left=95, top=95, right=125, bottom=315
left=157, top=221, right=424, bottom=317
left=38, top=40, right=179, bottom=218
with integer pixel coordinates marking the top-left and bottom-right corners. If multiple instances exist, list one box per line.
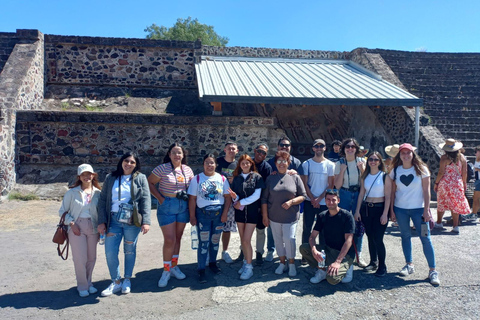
left=8, top=192, right=39, bottom=201
left=85, top=104, right=102, bottom=112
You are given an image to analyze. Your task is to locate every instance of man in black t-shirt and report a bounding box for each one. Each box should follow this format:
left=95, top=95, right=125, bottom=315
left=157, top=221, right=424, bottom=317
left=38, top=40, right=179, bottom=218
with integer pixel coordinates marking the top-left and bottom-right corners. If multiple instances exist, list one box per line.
left=299, top=189, right=355, bottom=285
left=216, top=141, right=239, bottom=264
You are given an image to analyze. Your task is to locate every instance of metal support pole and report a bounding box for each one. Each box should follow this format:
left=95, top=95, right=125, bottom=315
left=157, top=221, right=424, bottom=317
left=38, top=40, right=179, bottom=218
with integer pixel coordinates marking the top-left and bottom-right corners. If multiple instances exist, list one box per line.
left=414, top=106, right=420, bottom=148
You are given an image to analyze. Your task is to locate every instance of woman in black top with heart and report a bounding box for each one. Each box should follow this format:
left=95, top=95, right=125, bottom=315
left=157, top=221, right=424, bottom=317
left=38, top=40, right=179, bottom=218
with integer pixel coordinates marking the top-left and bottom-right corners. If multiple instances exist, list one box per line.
left=388, top=143, right=440, bottom=286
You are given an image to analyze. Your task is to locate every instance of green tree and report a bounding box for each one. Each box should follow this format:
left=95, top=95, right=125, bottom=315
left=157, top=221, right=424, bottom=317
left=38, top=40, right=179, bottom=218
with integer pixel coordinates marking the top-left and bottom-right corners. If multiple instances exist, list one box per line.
left=145, top=17, right=229, bottom=47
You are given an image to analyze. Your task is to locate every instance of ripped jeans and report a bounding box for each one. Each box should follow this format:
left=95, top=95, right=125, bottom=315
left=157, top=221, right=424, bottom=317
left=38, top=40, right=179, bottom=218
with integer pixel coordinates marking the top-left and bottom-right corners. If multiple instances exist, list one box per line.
left=196, top=205, right=225, bottom=270
left=105, top=213, right=141, bottom=281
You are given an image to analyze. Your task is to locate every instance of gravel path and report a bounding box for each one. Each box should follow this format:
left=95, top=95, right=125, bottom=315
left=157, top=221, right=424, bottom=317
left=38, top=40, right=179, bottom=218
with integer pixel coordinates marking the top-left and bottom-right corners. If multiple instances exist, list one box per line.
left=0, top=200, right=478, bottom=319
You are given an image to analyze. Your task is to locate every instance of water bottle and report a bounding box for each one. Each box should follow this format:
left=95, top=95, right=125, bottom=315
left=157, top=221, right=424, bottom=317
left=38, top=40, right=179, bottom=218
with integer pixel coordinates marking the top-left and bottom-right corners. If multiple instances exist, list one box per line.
left=99, top=232, right=105, bottom=245
left=421, top=218, right=429, bottom=237
left=318, top=250, right=326, bottom=268
left=191, top=226, right=199, bottom=250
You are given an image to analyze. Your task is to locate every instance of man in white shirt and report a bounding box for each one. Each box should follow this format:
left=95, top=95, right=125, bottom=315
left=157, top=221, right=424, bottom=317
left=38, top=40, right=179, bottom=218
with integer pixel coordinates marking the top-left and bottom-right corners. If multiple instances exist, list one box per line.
left=300, top=139, right=335, bottom=262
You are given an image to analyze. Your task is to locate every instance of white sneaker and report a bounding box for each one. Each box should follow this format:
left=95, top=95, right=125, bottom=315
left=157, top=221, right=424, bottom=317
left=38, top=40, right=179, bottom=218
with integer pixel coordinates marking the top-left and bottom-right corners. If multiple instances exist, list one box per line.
left=265, top=251, right=274, bottom=262
left=158, top=271, right=171, bottom=287
left=222, top=251, right=233, bottom=264
left=240, top=264, right=254, bottom=280
left=310, top=268, right=327, bottom=284
left=288, top=263, right=297, bottom=277
left=451, top=226, right=460, bottom=234
left=434, top=223, right=446, bottom=230
left=275, top=263, right=288, bottom=275
left=171, top=266, right=186, bottom=280
left=429, top=270, right=441, bottom=286
left=101, top=281, right=122, bottom=297
left=238, top=260, right=246, bottom=275
left=355, top=256, right=368, bottom=268
left=78, top=290, right=89, bottom=298
left=341, top=265, right=353, bottom=283
left=121, top=278, right=131, bottom=294
left=88, top=286, right=98, bottom=294
left=399, top=264, right=415, bottom=276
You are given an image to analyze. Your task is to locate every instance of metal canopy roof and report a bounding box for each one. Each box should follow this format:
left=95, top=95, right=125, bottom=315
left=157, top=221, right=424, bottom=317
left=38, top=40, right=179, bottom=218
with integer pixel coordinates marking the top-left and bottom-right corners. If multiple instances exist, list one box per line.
left=195, top=56, right=423, bottom=107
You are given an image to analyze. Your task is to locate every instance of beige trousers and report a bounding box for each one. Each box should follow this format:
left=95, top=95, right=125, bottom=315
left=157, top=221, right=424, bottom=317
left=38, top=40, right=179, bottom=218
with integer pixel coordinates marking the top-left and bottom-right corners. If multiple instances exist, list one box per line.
left=68, top=218, right=98, bottom=291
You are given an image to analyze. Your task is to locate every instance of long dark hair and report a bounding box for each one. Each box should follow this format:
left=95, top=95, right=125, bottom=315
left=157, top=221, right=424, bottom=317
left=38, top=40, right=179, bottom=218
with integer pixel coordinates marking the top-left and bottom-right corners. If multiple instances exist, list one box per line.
left=390, top=150, right=428, bottom=176
left=340, top=138, right=360, bottom=157
left=445, top=150, right=460, bottom=164
left=163, top=143, right=187, bottom=165
left=233, top=154, right=257, bottom=177
left=361, top=151, right=385, bottom=180
left=112, top=151, right=141, bottom=177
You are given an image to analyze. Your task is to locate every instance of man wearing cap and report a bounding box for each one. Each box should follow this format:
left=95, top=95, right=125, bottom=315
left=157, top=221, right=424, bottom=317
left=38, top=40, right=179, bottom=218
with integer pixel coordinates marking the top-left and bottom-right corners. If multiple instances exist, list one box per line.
left=216, top=141, right=239, bottom=264
left=327, top=140, right=342, bottom=163
left=299, top=189, right=355, bottom=285
left=300, top=139, right=335, bottom=260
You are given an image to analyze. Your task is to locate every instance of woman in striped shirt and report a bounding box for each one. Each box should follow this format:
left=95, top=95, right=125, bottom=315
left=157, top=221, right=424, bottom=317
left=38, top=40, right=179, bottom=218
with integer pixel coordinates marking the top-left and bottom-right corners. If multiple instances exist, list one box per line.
left=148, top=143, right=194, bottom=288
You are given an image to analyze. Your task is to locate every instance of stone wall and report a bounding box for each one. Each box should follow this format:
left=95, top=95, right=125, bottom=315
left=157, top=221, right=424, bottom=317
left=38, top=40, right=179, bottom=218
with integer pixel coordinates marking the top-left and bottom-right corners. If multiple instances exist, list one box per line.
left=45, top=35, right=201, bottom=89
left=0, top=32, right=18, bottom=74
left=0, top=30, right=45, bottom=195
left=15, top=111, right=283, bottom=183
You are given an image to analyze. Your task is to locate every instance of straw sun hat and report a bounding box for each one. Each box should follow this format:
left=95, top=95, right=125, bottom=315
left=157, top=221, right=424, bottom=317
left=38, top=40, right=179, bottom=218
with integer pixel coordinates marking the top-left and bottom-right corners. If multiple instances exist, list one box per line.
left=439, top=138, right=463, bottom=152
left=385, top=144, right=400, bottom=158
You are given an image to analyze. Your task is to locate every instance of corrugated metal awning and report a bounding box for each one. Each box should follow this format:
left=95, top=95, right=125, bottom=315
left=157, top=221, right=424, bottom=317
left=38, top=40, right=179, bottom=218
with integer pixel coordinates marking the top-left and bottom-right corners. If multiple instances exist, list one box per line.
left=195, top=56, right=422, bottom=106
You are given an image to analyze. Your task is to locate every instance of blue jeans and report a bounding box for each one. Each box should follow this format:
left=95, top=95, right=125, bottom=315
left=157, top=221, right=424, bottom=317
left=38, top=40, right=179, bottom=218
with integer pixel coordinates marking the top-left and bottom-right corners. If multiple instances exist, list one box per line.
left=105, top=214, right=141, bottom=281
left=196, top=205, right=225, bottom=270
left=339, top=188, right=363, bottom=253
left=394, top=206, right=436, bottom=268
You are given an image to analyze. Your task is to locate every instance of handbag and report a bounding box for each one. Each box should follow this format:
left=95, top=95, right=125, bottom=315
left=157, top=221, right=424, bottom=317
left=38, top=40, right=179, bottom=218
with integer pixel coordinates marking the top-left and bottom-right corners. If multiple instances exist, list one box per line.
left=131, top=173, right=142, bottom=227
left=52, top=211, right=69, bottom=260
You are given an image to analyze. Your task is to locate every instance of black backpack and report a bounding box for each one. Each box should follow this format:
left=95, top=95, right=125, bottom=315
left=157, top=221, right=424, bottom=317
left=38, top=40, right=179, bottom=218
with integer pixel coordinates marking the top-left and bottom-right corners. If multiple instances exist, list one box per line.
left=467, top=161, right=475, bottom=182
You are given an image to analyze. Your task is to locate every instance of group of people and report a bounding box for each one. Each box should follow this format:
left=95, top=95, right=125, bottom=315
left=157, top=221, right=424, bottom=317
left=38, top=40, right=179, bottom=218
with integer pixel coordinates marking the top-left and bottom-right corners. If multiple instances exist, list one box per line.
left=59, top=136, right=480, bottom=297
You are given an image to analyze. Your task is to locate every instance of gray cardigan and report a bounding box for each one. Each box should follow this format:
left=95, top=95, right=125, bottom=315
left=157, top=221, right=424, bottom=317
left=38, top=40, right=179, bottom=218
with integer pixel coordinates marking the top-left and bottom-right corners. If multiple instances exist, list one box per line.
left=97, top=171, right=151, bottom=228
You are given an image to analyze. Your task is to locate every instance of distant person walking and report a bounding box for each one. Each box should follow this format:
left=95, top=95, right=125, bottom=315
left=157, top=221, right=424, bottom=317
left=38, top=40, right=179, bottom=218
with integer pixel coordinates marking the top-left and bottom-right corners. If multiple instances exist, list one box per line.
left=59, top=164, right=101, bottom=297
left=434, top=139, right=471, bottom=233
left=472, top=146, right=480, bottom=218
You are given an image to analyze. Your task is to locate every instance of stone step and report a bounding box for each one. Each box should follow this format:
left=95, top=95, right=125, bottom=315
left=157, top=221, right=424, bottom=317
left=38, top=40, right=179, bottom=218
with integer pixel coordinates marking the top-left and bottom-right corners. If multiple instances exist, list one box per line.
left=424, top=110, right=480, bottom=117
left=431, top=117, right=480, bottom=125
left=432, top=123, right=480, bottom=132
left=434, top=132, right=480, bottom=141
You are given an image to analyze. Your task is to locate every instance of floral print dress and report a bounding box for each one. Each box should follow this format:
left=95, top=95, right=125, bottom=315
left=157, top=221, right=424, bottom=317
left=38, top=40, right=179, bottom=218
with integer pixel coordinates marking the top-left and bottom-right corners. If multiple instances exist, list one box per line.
left=437, top=161, right=470, bottom=214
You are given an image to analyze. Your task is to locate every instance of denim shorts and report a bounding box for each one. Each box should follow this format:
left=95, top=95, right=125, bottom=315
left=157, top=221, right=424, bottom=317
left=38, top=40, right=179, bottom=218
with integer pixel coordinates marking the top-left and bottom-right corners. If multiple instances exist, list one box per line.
left=475, top=180, right=480, bottom=192
left=157, top=197, right=189, bottom=226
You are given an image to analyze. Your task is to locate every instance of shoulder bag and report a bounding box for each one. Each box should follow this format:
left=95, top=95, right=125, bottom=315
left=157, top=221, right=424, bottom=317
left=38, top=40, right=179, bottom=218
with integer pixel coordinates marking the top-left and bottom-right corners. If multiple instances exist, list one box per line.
left=52, top=211, right=69, bottom=260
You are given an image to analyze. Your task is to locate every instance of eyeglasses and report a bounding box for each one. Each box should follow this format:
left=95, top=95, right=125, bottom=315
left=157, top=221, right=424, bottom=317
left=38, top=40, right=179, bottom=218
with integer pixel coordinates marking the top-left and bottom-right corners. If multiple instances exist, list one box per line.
left=276, top=159, right=288, bottom=164
left=345, top=145, right=356, bottom=149
left=279, top=143, right=291, bottom=148
left=313, top=144, right=325, bottom=148
left=255, top=149, right=267, bottom=155
left=368, top=158, right=380, bottom=162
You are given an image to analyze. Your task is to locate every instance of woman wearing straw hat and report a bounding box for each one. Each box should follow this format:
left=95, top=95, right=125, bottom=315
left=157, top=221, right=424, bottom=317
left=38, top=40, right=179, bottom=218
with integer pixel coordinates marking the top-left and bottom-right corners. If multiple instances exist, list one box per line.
left=434, top=139, right=470, bottom=233
left=384, top=144, right=399, bottom=172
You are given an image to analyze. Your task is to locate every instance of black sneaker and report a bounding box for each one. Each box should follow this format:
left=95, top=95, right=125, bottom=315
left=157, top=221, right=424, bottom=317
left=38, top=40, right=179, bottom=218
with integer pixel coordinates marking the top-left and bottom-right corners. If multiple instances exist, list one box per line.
left=208, top=262, right=222, bottom=274
left=235, top=251, right=245, bottom=262
left=256, top=252, right=263, bottom=266
left=301, top=257, right=308, bottom=265
left=375, top=266, right=387, bottom=277
left=198, top=270, right=207, bottom=283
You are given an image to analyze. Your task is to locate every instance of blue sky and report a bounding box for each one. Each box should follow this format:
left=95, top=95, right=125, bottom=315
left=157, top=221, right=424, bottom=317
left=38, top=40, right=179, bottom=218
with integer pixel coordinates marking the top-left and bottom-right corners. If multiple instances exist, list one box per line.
left=1, top=0, right=479, bottom=52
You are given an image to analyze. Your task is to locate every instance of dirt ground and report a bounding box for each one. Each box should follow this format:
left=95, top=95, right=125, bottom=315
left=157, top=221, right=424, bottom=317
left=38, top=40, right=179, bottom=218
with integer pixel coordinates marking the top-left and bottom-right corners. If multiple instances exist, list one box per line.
left=0, top=199, right=479, bottom=320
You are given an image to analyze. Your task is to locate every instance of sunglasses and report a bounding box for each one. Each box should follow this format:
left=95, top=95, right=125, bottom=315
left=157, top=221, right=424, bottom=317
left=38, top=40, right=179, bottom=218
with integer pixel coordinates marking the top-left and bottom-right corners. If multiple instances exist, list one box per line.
left=276, top=159, right=288, bottom=164
left=368, top=158, right=380, bottom=162
left=279, top=143, right=291, bottom=148
left=255, top=149, right=267, bottom=155
left=313, top=144, right=325, bottom=148
left=325, top=188, right=340, bottom=196
left=345, top=145, right=356, bottom=149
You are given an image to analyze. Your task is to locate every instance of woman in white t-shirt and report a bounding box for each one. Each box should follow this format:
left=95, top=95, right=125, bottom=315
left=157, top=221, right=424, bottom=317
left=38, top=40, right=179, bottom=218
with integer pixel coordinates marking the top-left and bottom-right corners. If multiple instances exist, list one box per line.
left=388, top=143, right=440, bottom=286
left=188, top=154, right=231, bottom=283
left=354, top=152, right=391, bottom=277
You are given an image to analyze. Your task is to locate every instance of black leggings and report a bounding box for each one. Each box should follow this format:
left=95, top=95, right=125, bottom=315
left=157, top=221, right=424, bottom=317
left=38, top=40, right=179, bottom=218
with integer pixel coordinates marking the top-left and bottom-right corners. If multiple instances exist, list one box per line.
left=360, top=203, right=388, bottom=268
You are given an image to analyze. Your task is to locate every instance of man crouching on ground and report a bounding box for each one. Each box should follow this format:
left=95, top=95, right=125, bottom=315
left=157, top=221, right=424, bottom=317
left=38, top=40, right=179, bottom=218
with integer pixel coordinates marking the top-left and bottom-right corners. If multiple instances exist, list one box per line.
left=299, top=189, right=355, bottom=285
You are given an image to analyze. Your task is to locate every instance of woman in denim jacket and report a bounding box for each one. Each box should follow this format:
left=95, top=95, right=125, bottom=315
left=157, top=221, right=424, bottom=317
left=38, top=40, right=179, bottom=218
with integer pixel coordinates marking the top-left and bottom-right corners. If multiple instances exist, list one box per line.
left=59, top=164, right=101, bottom=297
left=97, top=152, right=151, bottom=297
